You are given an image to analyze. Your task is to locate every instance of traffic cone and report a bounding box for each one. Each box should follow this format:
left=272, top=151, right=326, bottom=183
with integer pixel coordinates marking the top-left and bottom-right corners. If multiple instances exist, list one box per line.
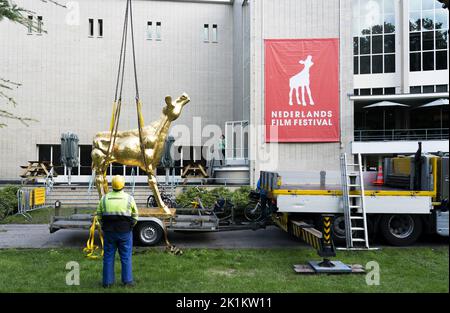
left=372, top=160, right=384, bottom=186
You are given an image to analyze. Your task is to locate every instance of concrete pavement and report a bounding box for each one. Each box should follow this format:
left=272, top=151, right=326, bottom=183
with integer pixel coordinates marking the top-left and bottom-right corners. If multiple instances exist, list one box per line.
left=0, top=224, right=303, bottom=249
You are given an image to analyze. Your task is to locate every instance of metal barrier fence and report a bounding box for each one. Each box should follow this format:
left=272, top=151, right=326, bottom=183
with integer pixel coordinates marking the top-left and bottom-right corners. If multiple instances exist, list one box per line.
left=16, top=187, right=51, bottom=220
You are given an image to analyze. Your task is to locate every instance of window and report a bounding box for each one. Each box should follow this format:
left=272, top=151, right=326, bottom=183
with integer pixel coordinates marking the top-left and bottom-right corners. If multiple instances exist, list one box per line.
left=423, top=85, right=435, bottom=93
left=372, top=88, right=383, bottom=95
left=436, top=84, right=448, bottom=92
left=146, top=21, right=152, bottom=40
left=354, top=87, right=397, bottom=95
left=360, top=88, right=371, bottom=95
left=156, top=22, right=161, bottom=40
left=212, top=24, right=218, bottom=42
left=409, top=84, right=449, bottom=93
left=27, top=16, right=33, bottom=34
left=410, top=85, right=422, bottom=93
left=203, top=24, right=209, bottom=42
left=80, top=145, right=92, bottom=175
left=98, top=19, right=103, bottom=37
left=409, top=0, right=449, bottom=71
left=384, top=87, right=396, bottom=94
left=37, top=144, right=64, bottom=175
left=37, top=16, right=43, bottom=34
left=353, top=0, right=396, bottom=74
left=88, top=18, right=94, bottom=37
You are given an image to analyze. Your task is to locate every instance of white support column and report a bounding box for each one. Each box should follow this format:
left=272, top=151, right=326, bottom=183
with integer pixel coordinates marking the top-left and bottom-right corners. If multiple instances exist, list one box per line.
left=400, top=0, right=410, bottom=93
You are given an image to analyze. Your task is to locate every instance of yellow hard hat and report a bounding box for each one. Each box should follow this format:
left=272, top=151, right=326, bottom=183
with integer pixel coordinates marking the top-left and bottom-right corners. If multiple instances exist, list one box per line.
left=112, top=175, right=125, bottom=190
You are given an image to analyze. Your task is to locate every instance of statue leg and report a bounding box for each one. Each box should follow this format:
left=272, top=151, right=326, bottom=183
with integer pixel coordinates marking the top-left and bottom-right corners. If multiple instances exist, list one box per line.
left=92, top=148, right=107, bottom=199
left=94, top=171, right=104, bottom=198
left=147, top=169, right=171, bottom=214
left=102, top=167, right=109, bottom=194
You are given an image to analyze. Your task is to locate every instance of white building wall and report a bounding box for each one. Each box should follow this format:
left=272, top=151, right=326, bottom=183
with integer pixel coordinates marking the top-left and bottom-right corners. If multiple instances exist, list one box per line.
left=0, top=0, right=234, bottom=179
left=249, top=0, right=354, bottom=184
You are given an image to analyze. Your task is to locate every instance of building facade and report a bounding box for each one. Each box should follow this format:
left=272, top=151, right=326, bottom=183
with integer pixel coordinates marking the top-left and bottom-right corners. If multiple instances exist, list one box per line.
left=351, top=0, right=449, bottom=169
left=0, top=0, right=448, bottom=185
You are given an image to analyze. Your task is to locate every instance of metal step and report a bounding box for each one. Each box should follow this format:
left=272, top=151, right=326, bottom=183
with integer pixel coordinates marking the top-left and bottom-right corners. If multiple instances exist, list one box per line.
left=351, top=238, right=366, bottom=242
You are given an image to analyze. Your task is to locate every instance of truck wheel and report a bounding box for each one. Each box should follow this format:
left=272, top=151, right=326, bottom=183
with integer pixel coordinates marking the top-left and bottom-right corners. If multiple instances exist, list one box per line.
left=331, top=215, right=347, bottom=245
left=380, top=214, right=422, bottom=246
left=135, top=222, right=163, bottom=246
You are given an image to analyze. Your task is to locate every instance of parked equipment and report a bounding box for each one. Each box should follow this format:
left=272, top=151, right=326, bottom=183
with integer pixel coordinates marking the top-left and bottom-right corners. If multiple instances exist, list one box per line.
left=260, top=152, right=449, bottom=246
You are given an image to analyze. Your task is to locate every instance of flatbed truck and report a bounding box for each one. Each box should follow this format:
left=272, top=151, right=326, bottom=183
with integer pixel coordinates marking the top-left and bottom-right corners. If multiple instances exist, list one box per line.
left=260, top=154, right=448, bottom=246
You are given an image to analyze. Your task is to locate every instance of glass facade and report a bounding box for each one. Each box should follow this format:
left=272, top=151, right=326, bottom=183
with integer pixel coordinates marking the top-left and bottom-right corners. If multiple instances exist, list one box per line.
left=353, top=0, right=396, bottom=75
left=409, top=0, right=448, bottom=71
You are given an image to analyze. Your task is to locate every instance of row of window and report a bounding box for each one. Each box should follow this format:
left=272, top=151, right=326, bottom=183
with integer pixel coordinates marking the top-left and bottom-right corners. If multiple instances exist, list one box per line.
left=409, top=2, right=448, bottom=72
left=146, top=21, right=162, bottom=40
left=37, top=144, right=211, bottom=176
left=352, top=0, right=396, bottom=37
left=353, top=84, right=449, bottom=96
left=34, top=18, right=220, bottom=42
left=410, top=84, right=449, bottom=93
left=203, top=24, right=218, bottom=43
left=352, top=0, right=396, bottom=75
left=410, top=50, right=448, bottom=71
left=354, top=87, right=396, bottom=96
left=88, top=19, right=103, bottom=37
left=27, top=15, right=43, bottom=34
left=354, top=54, right=395, bottom=74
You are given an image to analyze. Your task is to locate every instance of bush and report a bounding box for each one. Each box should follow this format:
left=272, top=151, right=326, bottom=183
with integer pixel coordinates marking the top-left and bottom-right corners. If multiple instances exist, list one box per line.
left=0, top=185, right=20, bottom=220
left=230, top=186, right=253, bottom=210
left=175, top=186, right=255, bottom=214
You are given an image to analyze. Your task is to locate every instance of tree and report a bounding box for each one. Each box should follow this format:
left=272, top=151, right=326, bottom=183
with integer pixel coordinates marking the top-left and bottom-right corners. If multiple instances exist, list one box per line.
left=436, top=0, right=449, bottom=9
left=0, top=0, right=66, bottom=127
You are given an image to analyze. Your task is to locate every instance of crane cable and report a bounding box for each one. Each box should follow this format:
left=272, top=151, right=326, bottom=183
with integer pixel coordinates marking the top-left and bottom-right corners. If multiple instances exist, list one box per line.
left=85, top=0, right=180, bottom=258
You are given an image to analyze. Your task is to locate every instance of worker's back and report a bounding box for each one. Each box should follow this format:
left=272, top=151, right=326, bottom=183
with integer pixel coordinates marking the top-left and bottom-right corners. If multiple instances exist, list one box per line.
left=98, top=190, right=138, bottom=232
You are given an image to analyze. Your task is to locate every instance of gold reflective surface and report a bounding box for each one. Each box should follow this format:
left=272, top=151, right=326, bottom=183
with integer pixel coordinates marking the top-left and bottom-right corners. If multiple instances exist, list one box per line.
left=92, top=93, right=190, bottom=214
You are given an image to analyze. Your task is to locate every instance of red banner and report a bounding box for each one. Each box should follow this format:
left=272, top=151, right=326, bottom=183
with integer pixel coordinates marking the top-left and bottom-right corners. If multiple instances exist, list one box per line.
left=264, top=39, right=340, bottom=142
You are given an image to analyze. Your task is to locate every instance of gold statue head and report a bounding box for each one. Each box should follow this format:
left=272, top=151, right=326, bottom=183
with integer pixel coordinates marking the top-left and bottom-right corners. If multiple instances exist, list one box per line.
left=163, top=93, right=190, bottom=121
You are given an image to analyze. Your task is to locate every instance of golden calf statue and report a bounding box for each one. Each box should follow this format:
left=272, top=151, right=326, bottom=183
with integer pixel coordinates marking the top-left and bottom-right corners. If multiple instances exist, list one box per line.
left=91, top=93, right=190, bottom=214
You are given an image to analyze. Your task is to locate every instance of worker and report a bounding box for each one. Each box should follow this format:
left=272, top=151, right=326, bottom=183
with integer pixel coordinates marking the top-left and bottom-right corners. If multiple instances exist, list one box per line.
left=96, top=175, right=138, bottom=288
left=219, top=134, right=226, bottom=165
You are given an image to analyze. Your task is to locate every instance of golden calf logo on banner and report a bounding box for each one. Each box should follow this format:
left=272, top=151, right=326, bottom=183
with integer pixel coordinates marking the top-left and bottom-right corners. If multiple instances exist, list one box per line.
left=264, top=39, right=340, bottom=142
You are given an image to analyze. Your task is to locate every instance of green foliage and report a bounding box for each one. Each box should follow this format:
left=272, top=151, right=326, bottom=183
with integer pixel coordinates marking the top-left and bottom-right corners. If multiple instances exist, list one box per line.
left=230, top=186, right=253, bottom=210
left=0, top=185, right=20, bottom=220
left=176, top=186, right=254, bottom=211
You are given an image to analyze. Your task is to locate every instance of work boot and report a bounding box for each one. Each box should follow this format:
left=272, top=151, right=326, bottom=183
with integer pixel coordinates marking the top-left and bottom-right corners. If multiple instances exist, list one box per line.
left=123, top=282, right=135, bottom=288
left=103, top=284, right=113, bottom=289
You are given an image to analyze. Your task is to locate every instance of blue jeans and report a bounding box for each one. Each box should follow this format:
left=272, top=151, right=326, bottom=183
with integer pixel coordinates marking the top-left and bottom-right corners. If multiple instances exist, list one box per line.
left=103, top=231, right=133, bottom=285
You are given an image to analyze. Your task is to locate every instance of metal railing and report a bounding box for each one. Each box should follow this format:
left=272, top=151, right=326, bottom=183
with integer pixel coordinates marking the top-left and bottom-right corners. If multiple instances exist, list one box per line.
left=354, top=128, right=449, bottom=142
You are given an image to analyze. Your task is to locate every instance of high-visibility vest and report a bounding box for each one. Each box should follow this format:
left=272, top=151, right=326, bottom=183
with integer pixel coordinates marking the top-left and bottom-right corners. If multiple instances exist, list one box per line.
left=97, top=190, right=138, bottom=222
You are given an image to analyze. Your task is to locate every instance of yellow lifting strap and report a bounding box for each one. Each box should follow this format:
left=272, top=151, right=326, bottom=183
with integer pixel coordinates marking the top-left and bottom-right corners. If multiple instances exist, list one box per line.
left=109, top=101, right=117, bottom=132
left=163, top=225, right=183, bottom=255
left=83, top=215, right=104, bottom=259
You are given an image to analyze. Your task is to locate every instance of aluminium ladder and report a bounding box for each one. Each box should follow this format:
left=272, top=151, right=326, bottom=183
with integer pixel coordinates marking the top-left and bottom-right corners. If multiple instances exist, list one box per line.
left=340, top=153, right=370, bottom=249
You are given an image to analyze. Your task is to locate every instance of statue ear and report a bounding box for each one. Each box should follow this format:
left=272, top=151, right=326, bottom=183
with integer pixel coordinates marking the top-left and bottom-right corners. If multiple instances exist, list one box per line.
left=165, top=96, right=173, bottom=107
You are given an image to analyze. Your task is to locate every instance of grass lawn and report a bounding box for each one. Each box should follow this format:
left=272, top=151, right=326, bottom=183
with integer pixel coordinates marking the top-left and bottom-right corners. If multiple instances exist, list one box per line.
left=0, top=207, right=89, bottom=224
left=0, top=246, right=447, bottom=293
